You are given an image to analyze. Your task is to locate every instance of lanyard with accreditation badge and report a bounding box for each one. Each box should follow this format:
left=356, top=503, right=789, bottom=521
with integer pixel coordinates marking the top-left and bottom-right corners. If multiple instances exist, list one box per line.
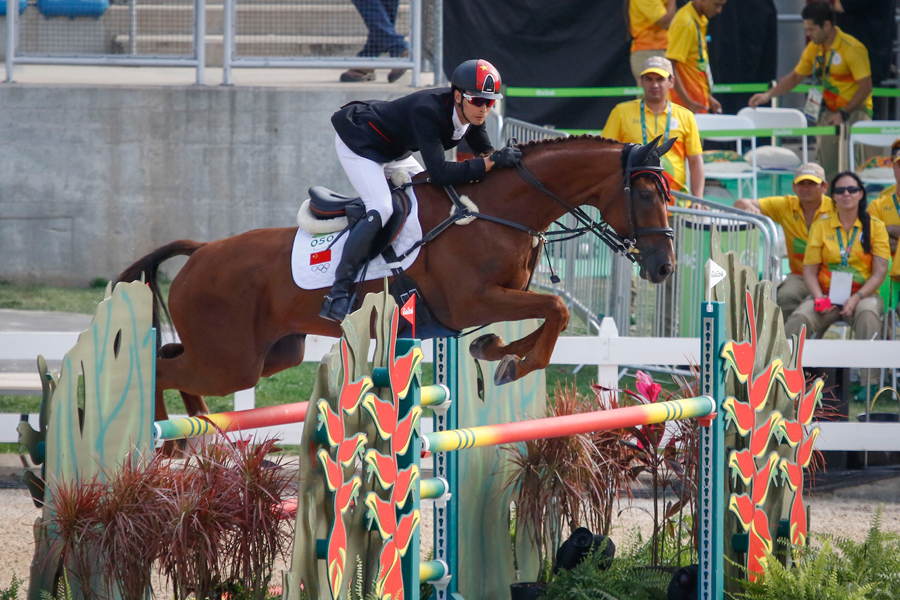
left=805, top=49, right=835, bottom=121
left=640, top=100, right=672, bottom=145
left=836, top=225, right=858, bottom=267
left=694, top=21, right=713, bottom=88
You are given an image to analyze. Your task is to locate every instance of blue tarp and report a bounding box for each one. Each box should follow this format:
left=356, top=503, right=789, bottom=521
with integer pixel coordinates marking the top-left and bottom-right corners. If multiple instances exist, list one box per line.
left=0, top=0, right=28, bottom=15
left=37, top=0, right=108, bottom=17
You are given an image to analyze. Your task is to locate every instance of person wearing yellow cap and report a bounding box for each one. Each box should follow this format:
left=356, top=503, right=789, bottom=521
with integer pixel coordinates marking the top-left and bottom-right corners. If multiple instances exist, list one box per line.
left=787, top=171, right=888, bottom=393
left=665, top=0, right=727, bottom=114
left=735, top=163, right=834, bottom=321
left=866, top=139, right=900, bottom=254
left=627, top=0, right=677, bottom=85
left=603, top=56, right=704, bottom=198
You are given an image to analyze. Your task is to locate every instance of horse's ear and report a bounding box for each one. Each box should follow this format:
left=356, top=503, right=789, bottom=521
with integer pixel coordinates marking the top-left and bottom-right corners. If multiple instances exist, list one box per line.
left=631, top=137, right=659, bottom=166
left=656, top=137, right=677, bottom=158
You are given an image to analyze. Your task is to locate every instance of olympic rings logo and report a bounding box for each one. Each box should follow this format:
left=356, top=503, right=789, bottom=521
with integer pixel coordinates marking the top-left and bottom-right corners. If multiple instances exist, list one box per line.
left=310, top=264, right=331, bottom=273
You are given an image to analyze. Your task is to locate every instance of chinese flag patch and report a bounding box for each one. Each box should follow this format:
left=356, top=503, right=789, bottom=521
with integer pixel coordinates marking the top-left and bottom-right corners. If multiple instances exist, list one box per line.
left=310, top=249, right=331, bottom=265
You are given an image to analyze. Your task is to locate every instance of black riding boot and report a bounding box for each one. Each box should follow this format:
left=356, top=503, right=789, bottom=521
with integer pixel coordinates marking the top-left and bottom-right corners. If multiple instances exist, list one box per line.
left=319, top=210, right=383, bottom=322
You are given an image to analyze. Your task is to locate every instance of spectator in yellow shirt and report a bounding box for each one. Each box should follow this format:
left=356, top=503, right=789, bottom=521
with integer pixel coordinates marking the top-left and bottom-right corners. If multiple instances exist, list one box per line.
left=665, top=0, right=727, bottom=114
left=603, top=56, right=704, bottom=197
left=627, top=0, right=676, bottom=84
left=866, top=139, right=900, bottom=254
left=748, top=1, right=873, bottom=180
left=735, top=163, right=834, bottom=321
left=785, top=172, right=888, bottom=372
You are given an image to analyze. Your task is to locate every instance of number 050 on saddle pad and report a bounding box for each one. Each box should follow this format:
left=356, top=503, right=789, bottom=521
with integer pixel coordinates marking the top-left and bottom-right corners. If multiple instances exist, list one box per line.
left=290, top=189, right=422, bottom=290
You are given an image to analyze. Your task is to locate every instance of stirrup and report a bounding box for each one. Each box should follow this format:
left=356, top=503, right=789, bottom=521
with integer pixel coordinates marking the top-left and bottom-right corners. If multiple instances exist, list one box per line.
left=319, top=295, right=351, bottom=323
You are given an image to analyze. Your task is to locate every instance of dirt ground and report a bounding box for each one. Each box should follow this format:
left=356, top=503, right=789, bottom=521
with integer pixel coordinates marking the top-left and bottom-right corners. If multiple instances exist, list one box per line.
left=2, top=487, right=899, bottom=600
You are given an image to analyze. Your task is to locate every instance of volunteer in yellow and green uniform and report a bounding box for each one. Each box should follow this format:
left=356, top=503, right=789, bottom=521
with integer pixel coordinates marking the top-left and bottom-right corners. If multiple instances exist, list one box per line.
left=628, top=0, right=676, bottom=84
left=785, top=172, right=888, bottom=385
left=665, top=0, right=727, bottom=114
left=735, top=163, right=834, bottom=321
left=748, top=1, right=873, bottom=180
left=603, top=56, right=704, bottom=198
left=866, top=139, right=900, bottom=254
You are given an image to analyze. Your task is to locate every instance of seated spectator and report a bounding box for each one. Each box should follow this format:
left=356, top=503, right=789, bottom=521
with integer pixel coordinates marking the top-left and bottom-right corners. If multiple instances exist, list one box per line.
left=735, top=163, right=834, bottom=321
left=785, top=171, right=888, bottom=388
left=866, top=139, right=900, bottom=254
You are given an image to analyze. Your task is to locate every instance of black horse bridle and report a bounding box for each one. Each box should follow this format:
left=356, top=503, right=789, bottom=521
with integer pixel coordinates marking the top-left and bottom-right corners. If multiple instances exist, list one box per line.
left=513, top=141, right=675, bottom=264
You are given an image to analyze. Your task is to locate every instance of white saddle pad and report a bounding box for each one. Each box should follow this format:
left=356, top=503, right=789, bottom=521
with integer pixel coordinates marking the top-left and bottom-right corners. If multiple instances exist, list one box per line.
left=291, top=189, right=422, bottom=290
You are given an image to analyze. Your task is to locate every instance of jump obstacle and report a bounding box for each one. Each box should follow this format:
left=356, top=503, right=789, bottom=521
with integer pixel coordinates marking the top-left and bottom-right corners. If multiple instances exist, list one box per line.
left=20, top=256, right=821, bottom=600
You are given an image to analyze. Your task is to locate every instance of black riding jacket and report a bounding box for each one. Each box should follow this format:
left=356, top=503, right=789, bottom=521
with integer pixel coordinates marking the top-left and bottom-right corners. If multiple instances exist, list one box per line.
left=331, top=88, right=495, bottom=186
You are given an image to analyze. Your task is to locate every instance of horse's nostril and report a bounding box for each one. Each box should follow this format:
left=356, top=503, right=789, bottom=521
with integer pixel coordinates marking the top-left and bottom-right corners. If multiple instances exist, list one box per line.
left=659, top=263, right=673, bottom=278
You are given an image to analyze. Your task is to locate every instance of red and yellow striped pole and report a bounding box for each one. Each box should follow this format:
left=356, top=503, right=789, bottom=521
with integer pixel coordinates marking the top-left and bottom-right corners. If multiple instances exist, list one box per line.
left=153, top=401, right=309, bottom=442
left=421, top=396, right=715, bottom=453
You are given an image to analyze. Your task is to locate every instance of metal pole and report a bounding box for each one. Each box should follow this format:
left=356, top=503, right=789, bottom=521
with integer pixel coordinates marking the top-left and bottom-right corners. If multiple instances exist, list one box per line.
left=6, top=0, right=15, bottom=82
left=129, top=0, right=137, bottom=55
left=410, top=0, right=421, bottom=86
left=221, top=0, right=233, bottom=84
left=194, top=0, right=205, bottom=84
left=433, top=0, right=443, bottom=85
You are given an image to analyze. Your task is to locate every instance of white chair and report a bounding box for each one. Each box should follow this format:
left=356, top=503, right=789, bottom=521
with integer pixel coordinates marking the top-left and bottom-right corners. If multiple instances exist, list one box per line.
left=695, top=114, right=758, bottom=200
left=737, top=107, right=809, bottom=163
left=849, top=120, right=900, bottom=187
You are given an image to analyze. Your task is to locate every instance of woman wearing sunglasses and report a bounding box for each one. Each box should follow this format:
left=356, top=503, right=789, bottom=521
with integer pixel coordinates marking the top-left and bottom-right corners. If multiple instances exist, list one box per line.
left=785, top=172, right=890, bottom=379
left=321, top=59, right=523, bottom=322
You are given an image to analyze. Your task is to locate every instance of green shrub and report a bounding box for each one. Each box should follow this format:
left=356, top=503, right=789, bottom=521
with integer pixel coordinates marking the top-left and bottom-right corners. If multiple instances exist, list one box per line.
left=1, top=575, right=21, bottom=600
left=734, top=506, right=900, bottom=600
left=541, top=538, right=670, bottom=600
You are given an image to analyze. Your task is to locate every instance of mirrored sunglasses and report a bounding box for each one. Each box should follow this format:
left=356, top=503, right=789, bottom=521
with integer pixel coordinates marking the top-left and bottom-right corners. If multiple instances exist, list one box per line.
left=463, top=93, right=496, bottom=108
left=834, top=186, right=862, bottom=195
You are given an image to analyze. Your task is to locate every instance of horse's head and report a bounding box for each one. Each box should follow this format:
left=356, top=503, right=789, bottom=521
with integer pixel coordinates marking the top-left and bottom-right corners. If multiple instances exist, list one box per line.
left=617, top=136, right=677, bottom=283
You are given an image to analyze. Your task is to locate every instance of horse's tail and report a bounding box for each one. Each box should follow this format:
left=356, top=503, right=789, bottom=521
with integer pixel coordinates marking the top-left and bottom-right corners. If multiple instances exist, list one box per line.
left=116, top=240, right=206, bottom=346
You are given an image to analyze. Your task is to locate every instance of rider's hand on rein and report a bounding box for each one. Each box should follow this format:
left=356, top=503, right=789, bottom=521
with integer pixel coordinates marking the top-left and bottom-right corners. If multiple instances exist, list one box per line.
left=489, top=147, right=523, bottom=169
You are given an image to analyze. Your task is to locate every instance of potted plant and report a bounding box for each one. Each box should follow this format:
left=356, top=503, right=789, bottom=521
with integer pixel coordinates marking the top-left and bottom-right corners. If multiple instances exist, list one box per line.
left=503, top=383, right=635, bottom=599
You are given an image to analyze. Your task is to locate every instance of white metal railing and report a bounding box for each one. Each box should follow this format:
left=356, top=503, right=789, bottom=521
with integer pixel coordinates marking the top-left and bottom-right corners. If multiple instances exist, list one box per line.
left=5, top=0, right=206, bottom=84
left=221, top=0, right=423, bottom=86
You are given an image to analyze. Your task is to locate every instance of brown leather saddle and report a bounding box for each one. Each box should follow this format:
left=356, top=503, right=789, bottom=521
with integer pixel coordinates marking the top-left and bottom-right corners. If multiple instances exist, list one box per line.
left=308, top=185, right=412, bottom=259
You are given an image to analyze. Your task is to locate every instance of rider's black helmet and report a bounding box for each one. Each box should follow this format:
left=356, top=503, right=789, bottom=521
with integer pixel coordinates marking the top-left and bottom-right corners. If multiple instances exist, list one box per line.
left=450, top=59, right=503, bottom=100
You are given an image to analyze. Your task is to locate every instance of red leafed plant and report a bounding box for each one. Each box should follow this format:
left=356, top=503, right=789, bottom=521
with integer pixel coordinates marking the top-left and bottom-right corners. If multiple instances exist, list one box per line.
left=616, top=368, right=701, bottom=567
left=47, top=435, right=295, bottom=600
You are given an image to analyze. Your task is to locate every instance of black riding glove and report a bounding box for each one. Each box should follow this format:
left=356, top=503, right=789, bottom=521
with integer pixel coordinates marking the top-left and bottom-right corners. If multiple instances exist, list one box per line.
left=489, top=146, right=522, bottom=169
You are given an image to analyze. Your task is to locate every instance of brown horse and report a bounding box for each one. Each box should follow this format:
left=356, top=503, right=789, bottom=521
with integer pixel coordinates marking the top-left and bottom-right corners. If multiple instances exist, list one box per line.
left=117, top=135, right=677, bottom=422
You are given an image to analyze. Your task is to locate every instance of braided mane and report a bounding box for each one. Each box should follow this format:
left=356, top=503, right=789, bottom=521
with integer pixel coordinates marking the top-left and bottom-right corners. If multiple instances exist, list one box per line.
left=513, top=133, right=623, bottom=156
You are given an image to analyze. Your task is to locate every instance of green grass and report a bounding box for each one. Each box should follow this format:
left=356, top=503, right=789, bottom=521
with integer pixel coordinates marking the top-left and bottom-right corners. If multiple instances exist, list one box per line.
left=0, top=281, right=110, bottom=313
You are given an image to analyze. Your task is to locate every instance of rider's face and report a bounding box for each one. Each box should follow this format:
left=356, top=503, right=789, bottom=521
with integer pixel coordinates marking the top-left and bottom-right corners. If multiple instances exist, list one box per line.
left=455, top=90, right=491, bottom=125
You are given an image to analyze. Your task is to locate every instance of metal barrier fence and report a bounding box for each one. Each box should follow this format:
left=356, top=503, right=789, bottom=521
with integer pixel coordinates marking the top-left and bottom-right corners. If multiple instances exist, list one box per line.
left=501, top=117, right=568, bottom=144
left=5, top=0, right=205, bottom=82
left=222, top=0, right=422, bottom=85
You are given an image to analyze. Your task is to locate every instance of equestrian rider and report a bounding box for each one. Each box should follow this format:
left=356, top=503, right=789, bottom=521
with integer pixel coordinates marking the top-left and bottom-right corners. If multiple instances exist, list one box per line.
left=320, top=58, right=523, bottom=322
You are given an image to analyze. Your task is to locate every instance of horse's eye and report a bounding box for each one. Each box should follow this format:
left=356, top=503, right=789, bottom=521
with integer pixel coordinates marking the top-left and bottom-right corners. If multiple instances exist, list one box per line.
left=639, top=189, right=656, bottom=202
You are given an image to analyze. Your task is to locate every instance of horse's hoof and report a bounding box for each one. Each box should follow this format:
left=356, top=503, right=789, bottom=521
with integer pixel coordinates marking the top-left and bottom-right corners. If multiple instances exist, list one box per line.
left=494, top=355, right=519, bottom=386
left=470, top=334, right=501, bottom=360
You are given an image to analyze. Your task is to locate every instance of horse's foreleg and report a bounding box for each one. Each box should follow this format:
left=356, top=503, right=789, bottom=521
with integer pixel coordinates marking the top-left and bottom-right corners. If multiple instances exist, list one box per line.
left=469, top=326, right=545, bottom=362
left=461, top=289, right=569, bottom=385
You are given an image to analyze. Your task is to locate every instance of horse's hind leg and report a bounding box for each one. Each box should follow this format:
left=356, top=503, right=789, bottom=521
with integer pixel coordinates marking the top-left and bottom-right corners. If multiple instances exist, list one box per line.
left=158, top=342, right=209, bottom=417
left=469, top=326, right=545, bottom=362
left=261, top=334, right=307, bottom=378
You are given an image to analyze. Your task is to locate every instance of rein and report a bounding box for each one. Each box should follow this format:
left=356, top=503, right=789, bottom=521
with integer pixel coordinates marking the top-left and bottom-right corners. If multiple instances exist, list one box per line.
left=389, top=143, right=675, bottom=267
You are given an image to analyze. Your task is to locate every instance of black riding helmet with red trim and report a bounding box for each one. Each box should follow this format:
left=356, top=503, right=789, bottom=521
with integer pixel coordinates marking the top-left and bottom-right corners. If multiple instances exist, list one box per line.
left=450, top=59, right=503, bottom=100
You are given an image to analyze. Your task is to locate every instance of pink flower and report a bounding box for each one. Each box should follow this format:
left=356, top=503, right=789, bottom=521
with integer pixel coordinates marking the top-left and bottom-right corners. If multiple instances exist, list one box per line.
left=635, top=370, right=661, bottom=404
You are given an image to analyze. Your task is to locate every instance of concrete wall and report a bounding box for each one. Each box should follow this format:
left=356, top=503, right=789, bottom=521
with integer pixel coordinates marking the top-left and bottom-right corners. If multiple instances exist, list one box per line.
left=0, top=84, right=411, bottom=285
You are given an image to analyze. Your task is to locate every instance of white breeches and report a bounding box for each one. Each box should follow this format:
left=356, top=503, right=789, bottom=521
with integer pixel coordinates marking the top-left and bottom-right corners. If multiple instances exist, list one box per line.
left=335, top=134, right=424, bottom=223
